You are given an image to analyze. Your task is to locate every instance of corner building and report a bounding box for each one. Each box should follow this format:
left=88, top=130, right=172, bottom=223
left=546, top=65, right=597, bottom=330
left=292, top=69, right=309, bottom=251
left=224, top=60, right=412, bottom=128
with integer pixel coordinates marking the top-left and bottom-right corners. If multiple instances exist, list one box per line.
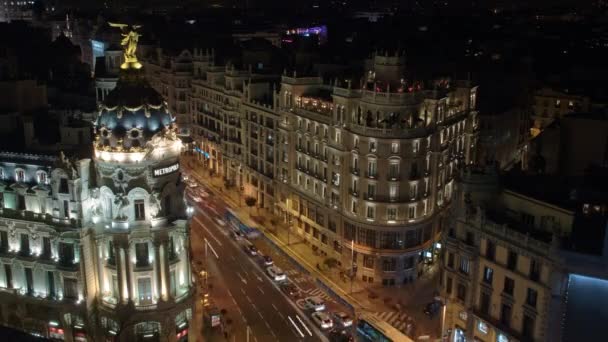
left=0, top=56, right=193, bottom=340
left=276, top=52, right=479, bottom=285
left=189, top=50, right=478, bottom=285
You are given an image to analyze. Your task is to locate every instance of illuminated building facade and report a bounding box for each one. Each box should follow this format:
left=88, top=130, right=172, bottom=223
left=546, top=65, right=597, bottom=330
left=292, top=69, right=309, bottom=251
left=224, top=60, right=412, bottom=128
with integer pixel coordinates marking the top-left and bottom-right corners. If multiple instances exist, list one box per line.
left=0, top=31, right=193, bottom=341
left=190, top=50, right=479, bottom=285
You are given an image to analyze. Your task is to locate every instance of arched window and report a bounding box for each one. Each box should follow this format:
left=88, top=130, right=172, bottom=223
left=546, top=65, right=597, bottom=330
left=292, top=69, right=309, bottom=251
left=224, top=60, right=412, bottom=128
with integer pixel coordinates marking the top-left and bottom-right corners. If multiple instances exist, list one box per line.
left=14, top=168, right=25, bottom=183
left=36, top=170, right=48, bottom=185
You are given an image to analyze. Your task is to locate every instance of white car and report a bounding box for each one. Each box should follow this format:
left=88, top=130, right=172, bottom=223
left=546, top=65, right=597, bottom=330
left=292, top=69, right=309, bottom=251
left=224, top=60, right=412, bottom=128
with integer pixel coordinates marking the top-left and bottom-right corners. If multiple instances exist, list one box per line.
left=198, top=189, right=209, bottom=198
left=191, top=196, right=202, bottom=203
left=303, top=296, right=325, bottom=311
left=266, top=266, right=286, bottom=282
left=332, top=311, right=353, bottom=327
left=311, top=311, right=333, bottom=329
left=215, top=218, right=226, bottom=226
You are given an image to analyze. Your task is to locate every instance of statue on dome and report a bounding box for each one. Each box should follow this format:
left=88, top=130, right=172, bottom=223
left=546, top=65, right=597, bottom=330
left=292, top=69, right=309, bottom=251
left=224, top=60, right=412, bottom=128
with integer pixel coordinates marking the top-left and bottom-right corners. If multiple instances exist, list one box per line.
left=108, top=22, right=143, bottom=70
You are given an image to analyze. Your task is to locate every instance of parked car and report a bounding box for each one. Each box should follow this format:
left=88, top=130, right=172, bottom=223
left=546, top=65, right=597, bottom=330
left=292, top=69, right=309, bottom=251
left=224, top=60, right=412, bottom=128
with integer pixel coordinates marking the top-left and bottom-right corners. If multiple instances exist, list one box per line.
left=303, top=296, right=325, bottom=311
left=329, top=329, right=355, bottom=342
left=266, top=266, right=287, bottom=281
left=311, top=311, right=334, bottom=329
left=261, top=255, right=273, bottom=266
left=198, top=189, right=209, bottom=198
left=191, top=196, right=202, bottom=203
left=280, top=282, right=301, bottom=298
left=215, top=218, right=226, bottom=226
left=332, top=312, right=353, bottom=328
left=231, top=230, right=243, bottom=240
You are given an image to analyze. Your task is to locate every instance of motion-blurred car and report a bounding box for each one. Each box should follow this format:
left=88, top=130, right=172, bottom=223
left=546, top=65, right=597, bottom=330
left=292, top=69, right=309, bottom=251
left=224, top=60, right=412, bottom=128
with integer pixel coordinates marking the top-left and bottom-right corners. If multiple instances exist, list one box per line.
left=261, top=255, right=273, bottom=266
left=215, top=218, right=226, bottom=226
left=245, top=244, right=258, bottom=256
left=303, top=296, right=325, bottom=311
left=266, top=266, right=286, bottom=281
left=190, top=196, right=202, bottom=203
left=280, top=282, right=301, bottom=298
left=311, top=311, right=333, bottom=329
left=332, top=312, right=353, bottom=328
left=329, top=329, right=355, bottom=342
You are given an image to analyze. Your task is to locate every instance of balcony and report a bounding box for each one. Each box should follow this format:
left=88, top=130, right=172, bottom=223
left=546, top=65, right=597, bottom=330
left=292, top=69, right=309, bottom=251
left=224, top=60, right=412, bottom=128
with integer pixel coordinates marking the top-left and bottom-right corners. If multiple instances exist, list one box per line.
left=350, top=168, right=360, bottom=176
left=387, top=174, right=401, bottom=181
left=349, top=188, right=359, bottom=197
left=365, top=171, right=378, bottom=180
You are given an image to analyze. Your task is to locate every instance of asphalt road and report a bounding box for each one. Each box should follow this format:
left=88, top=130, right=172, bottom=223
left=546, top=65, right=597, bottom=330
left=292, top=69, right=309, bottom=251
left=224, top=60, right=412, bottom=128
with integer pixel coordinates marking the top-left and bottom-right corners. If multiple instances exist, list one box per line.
left=190, top=206, right=328, bottom=342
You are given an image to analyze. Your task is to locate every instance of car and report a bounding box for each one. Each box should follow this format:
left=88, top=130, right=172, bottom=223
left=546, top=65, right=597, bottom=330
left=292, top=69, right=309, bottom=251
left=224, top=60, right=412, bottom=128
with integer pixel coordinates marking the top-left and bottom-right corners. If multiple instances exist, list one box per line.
left=303, top=296, right=325, bottom=311
left=332, top=312, right=353, bottom=328
left=191, top=196, right=202, bottom=203
left=280, top=282, right=301, bottom=298
left=329, top=329, right=355, bottom=342
left=198, top=189, right=209, bottom=198
left=245, top=244, right=258, bottom=256
left=231, top=230, right=243, bottom=240
left=261, top=255, right=273, bottom=266
left=311, top=311, right=333, bottom=329
left=266, top=266, right=287, bottom=281
left=215, top=218, right=226, bottom=226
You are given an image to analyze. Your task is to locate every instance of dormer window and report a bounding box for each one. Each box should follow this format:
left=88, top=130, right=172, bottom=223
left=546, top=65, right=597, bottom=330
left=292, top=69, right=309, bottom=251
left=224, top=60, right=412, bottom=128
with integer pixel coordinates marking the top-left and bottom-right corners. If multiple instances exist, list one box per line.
left=37, top=171, right=48, bottom=185
left=15, top=169, right=25, bottom=183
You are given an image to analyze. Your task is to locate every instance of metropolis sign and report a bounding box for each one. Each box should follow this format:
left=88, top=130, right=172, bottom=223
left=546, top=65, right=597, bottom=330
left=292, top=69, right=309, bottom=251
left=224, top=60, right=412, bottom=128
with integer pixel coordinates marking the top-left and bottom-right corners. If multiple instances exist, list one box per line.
left=153, top=162, right=180, bottom=177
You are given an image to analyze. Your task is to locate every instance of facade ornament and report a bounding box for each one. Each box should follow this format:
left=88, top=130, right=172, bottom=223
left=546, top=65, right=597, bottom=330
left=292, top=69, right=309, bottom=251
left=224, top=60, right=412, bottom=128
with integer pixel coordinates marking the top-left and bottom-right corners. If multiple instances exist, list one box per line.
left=149, top=191, right=162, bottom=218
left=114, top=193, right=130, bottom=220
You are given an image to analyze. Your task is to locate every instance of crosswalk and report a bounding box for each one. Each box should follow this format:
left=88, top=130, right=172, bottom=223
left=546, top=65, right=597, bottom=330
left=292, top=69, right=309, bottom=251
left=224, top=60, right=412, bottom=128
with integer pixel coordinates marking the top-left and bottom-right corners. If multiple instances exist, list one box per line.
left=300, top=287, right=334, bottom=302
left=373, top=311, right=413, bottom=332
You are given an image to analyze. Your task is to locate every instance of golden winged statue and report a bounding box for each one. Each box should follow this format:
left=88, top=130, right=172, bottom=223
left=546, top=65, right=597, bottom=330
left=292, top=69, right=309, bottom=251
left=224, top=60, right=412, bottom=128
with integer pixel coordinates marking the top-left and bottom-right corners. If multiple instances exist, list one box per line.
left=109, top=22, right=143, bottom=70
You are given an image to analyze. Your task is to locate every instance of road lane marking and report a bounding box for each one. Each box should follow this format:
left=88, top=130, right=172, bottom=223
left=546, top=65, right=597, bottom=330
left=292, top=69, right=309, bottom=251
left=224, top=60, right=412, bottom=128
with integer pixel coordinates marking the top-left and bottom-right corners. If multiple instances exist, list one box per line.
left=194, top=216, right=223, bottom=246
left=258, top=286, right=264, bottom=294
left=272, top=303, right=278, bottom=311
left=241, top=288, right=246, bottom=295
left=288, top=316, right=305, bottom=338
left=237, top=272, right=248, bottom=285
left=246, top=295, right=252, bottom=303
left=204, top=238, right=220, bottom=259
left=296, top=315, right=313, bottom=337
left=258, top=311, right=264, bottom=319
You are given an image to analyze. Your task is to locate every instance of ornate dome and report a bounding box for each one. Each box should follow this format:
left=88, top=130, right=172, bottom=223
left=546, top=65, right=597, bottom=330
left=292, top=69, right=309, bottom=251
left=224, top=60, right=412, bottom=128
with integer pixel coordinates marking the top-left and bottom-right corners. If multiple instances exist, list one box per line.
left=94, top=70, right=175, bottom=150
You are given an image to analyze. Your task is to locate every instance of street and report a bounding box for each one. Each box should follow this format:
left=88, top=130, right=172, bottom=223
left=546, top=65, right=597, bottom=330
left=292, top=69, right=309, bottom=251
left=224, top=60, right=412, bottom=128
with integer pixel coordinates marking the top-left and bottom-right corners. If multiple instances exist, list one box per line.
left=190, top=201, right=331, bottom=342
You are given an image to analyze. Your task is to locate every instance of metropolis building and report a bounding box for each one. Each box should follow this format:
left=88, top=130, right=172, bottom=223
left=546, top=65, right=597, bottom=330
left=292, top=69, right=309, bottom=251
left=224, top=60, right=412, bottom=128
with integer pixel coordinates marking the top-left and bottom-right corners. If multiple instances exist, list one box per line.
left=0, top=31, right=193, bottom=341
left=189, top=50, right=479, bottom=285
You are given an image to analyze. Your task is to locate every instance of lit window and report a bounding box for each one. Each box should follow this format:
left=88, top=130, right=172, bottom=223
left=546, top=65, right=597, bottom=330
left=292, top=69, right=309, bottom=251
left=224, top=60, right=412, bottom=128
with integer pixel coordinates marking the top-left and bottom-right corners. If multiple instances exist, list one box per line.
left=387, top=208, right=397, bottom=221
left=369, top=141, right=377, bottom=153
left=413, top=140, right=420, bottom=153
left=391, top=142, right=399, bottom=153
left=351, top=200, right=357, bottom=214
left=366, top=206, right=375, bottom=219
left=15, top=169, right=25, bottom=183
left=408, top=206, right=416, bottom=220
left=134, top=200, right=145, bottom=221
left=37, top=171, right=47, bottom=184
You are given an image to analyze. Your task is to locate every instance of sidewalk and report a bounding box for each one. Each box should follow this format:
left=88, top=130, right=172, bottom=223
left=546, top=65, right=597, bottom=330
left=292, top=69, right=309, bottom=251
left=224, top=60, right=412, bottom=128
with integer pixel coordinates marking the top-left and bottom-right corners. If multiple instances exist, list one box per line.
left=183, top=156, right=441, bottom=339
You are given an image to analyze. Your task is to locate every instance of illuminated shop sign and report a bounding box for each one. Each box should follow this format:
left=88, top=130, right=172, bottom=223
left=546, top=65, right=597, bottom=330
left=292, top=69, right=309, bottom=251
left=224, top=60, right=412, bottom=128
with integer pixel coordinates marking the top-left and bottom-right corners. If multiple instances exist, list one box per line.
left=153, top=163, right=180, bottom=177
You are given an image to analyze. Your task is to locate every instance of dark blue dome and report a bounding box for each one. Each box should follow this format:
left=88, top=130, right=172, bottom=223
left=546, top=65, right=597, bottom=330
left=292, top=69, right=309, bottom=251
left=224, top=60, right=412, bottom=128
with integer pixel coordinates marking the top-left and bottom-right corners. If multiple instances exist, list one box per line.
left=95, top=69, right=175, bottom=149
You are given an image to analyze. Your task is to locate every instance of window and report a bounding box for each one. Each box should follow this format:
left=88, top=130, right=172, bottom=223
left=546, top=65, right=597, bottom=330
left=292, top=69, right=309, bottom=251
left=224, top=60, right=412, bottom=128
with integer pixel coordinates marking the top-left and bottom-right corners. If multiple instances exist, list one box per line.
left=382, top=258, right=396, bottom=272
left=423, top=199, right=428, bottom=215
left=408, top=206, right=416, bottom=220
left=456, top=283, right=466, bottom=301
left=134, top=200, right=145, bottom=221
left=137, top=278, right=152, bottom=303
left=480, top=292, right=490, bottom=315
left=391, top=142, right=399, bottom=153
left=413, top=140, right=419, bottom=153
left=47, top=271, right=55, bottom=298
left=363, top=255, right=375, bottom=269
left=170, top=270, right=177, bottom=297
left=530, top=259, right=541, bottom=281
left=64, top=278, right=78, bottom=300
left=483, top=267, right=493, bottom=284
left=503, top=277, right=515, bottom=295
left=0, top=168, right=3, bottom=180
left=389, top=185, right=398, bottom=200
left=459, top=256, right=470, bottom=274
left=554, top=99, right=561, bottom=108
left=367, top=183, right=376, bottom=198
left=526, top=288, right=537, bottom=308
left=523, top=314, right=535, bottom=339
left=446, top=276, right=452, bottom=294
left=404, top=256, right=414, bottom=269
left=366, top=206, right=375, bottom=220
left=135, top=243, right=149, bottom=267
left=37, top=171, right=47, bottom=184
left=15, top=169, right=25, bottom=183
left=485, top=240, right=495, bottom=261
left=59, top=178, right=69, bottom=194
left=500, top=304, right=512, bottom=327
left=478, top=320, right=489, bottom=334
left=42, top=237, right=51, bottom=259
left=25, top=268, right=34, bottom=295
left=58, top=242, right=74, bottom=265
left=20, top=233, right=30, bottom=255
left=388, top=162, right=399, bottom=179
left=351, top=200, right=357, bottom=214
left=410, top=183, right=418, bottom=199
left=387, top=208, right=397, bottom=221
left=367, top=160, right=377, bottom=177
left=507, top=250, right=518, bottom=271
left=447, top=252, right=454, bottom=268
left=369, top=141, right=377, bottom=153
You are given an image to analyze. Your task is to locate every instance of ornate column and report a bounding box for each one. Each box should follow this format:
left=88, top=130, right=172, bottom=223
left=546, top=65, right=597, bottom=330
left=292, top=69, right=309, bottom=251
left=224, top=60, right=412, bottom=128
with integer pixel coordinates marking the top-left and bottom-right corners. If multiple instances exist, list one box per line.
left=153, top=241, right=161, bottom=301
left=119, top=246, right=129, bottom=303
left=159, top=242, right=168, bottom=301
left=128, top=243, right=136, bottom=302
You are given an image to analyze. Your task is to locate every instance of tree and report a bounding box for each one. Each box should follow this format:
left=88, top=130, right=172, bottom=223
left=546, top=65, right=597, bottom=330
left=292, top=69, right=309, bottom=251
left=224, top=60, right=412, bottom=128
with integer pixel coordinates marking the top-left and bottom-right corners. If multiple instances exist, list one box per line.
left=244, top=196, right=256, bottom=212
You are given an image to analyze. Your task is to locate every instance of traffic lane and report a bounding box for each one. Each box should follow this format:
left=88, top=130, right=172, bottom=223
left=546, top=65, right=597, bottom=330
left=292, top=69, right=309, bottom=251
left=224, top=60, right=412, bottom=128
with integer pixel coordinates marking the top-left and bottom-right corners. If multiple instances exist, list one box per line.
left=192, top=213, right=319, bottom=341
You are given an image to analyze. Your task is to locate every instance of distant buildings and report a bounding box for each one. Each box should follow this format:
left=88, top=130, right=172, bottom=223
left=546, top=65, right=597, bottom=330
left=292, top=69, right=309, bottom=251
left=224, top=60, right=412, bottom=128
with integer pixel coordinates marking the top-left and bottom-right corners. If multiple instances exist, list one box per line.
left=441, top=164, right=608, bottom=342
left=531, top=87, right=591, bottom=134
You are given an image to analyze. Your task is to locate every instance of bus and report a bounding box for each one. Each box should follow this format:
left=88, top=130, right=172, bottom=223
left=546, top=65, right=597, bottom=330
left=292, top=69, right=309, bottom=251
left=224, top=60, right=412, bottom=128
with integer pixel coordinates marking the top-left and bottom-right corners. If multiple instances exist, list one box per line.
left=356, top=312, right=415, bottom=342
left=225, top=208, right=261, bottom=238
